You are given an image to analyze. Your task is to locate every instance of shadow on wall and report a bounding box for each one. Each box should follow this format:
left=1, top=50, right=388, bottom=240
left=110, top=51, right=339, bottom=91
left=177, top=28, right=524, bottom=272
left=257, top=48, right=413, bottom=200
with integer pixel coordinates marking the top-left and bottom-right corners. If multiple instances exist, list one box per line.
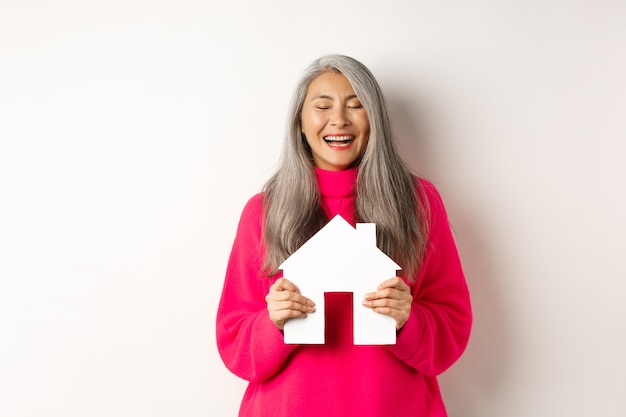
left=386, top=93, right=435, bottom=179
left=387, top=92, right=512, bottom=416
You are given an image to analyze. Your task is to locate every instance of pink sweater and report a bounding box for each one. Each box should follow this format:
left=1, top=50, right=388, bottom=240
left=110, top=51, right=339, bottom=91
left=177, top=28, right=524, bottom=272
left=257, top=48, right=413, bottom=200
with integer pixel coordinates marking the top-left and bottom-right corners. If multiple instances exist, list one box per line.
left=216, top=167, right=472, bottom=417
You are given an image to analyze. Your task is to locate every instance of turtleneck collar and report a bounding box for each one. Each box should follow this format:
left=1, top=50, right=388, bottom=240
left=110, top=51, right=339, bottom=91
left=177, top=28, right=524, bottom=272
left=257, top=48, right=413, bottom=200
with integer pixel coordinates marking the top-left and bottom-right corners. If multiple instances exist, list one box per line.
left=314, top=166, right=358, bottom=198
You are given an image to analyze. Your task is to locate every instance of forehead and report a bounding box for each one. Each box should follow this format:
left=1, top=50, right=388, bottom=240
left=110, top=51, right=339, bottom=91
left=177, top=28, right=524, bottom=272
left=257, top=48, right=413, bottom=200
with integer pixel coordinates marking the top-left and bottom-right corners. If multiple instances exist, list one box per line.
left=306, top=71, right=357, bottom=98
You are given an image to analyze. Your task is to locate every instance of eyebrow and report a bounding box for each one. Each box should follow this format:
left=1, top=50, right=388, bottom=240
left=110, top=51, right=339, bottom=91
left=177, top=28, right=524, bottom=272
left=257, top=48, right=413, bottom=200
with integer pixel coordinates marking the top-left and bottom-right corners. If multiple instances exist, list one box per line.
left=310, top=94, right=359, bottom=101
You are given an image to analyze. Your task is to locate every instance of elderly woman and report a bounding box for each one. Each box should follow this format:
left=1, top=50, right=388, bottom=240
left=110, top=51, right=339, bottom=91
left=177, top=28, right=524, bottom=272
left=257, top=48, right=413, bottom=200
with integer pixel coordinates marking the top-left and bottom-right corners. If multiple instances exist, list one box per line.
left=216, top=54, right=472, bottom=417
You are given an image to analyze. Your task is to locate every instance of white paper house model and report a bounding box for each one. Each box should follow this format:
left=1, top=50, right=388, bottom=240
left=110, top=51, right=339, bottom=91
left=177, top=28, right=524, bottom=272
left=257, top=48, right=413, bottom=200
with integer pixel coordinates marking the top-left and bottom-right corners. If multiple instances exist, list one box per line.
left=279, top=214, right=401, bottom=345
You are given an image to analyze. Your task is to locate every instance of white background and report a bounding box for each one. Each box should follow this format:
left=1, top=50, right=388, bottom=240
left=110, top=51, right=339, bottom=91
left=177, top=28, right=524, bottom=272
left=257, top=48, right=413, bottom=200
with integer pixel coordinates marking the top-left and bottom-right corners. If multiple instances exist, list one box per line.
left=1, top=1, right=625, bottom=416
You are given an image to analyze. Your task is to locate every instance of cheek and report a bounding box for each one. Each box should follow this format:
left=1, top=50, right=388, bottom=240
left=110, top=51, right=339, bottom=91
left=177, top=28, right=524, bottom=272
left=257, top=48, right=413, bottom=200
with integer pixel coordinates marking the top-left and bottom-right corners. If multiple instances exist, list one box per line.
left=357, top=113, right=370, bottom=133
left=360, top=138, right=370, bottom=155
left=359, top=119, right=371, bottom=151
left=360, top=121, right=371, bottom=141
left=304, top=111, right=327, bottom=129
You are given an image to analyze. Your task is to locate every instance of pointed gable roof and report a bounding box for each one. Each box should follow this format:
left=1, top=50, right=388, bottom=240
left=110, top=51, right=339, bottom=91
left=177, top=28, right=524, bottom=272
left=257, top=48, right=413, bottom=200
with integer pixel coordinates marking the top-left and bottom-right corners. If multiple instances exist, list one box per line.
left=279, top=214, right=400, bottom=272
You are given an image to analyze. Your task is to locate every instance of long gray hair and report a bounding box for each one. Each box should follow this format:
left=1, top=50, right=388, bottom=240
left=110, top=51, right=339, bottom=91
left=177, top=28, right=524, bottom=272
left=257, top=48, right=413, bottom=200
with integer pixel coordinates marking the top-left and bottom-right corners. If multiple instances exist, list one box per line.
left=263, top=54, right=428, bottom=282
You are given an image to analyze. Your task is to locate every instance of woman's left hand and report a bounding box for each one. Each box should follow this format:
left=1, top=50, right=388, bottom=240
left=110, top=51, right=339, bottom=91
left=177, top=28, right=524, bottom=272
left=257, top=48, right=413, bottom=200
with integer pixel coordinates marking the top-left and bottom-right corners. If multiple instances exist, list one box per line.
left=362, top=277, right=413, bottom=330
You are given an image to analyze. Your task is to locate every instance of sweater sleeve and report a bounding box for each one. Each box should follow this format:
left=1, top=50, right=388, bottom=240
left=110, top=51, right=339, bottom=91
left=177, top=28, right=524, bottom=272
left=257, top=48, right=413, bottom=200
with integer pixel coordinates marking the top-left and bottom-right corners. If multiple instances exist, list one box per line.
left=385, top=179, right=472, bottom=376
left=216, top=194, right=298, bottom=382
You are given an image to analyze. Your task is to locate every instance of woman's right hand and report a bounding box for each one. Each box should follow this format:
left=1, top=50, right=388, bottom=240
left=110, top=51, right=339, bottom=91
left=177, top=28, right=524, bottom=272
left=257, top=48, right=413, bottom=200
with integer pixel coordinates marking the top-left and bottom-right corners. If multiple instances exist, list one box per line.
left=266, top=278, right=316, bottom=331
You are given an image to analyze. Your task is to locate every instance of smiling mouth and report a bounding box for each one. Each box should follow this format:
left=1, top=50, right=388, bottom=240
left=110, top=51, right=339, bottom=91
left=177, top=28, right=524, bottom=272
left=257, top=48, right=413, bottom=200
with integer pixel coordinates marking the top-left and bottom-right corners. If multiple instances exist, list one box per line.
left=324, top=135, right=355, bottom=147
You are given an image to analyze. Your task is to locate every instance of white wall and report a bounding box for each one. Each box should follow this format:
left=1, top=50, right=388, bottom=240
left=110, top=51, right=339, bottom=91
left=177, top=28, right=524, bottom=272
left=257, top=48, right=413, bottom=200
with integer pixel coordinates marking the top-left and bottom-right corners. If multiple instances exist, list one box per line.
left=1, top=1, right=625, bottom=416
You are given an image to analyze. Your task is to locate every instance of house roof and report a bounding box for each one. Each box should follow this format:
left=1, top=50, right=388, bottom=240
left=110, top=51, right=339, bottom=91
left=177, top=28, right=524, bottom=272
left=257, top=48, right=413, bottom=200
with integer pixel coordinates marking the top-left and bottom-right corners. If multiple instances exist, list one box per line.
left=279, top=214, right=401, bottom=272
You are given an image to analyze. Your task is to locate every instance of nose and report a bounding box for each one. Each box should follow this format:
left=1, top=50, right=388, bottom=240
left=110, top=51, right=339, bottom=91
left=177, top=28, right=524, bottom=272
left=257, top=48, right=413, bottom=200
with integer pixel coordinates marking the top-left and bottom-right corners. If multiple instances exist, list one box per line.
left=330, top=107, right=350, bottom=127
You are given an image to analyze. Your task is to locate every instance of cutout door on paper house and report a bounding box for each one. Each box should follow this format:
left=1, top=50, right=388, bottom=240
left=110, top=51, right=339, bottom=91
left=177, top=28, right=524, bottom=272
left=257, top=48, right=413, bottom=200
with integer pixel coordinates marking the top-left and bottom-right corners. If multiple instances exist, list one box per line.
left=280, top=215, right=401, bottom=345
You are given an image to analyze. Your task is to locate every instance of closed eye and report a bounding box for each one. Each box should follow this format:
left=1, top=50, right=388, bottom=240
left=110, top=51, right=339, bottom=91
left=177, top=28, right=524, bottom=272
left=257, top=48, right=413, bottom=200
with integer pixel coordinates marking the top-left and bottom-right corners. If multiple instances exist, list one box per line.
left=347, top=99, right=363, bottom=109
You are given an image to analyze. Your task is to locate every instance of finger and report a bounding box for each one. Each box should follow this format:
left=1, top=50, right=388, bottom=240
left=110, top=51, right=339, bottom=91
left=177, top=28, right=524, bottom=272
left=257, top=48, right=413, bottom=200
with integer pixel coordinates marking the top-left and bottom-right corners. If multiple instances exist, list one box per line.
left=268, top=293, right=317, bottom=331
left=362, top=296, right=405, bottom=309
left=363, top=287, right=404, bottom=301
left=364, top=296, right=411, bottom=328
left=271, top=277, right=301, bottom=293
left=364, top=287, right=412, bottom=304
left=377, top=276, right=409, bottom=291
left=267, top=289, right=315, bottom=308
left=269, top=306, right=311, bottom=322
left=370, top=305, right=402, bottom=316
left=270, top=279, right=316, bottom=306
left=272, top=309, right=310, bottom=320
left=269, top=308, right=310, bottom=331
left=269, top=299, right=316, bottom=314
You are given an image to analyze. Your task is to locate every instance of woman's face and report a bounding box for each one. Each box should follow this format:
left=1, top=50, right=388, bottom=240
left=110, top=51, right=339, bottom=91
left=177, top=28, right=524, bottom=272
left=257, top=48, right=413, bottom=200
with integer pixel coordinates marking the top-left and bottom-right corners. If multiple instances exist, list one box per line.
left=301, top=71, right=370, bottom=171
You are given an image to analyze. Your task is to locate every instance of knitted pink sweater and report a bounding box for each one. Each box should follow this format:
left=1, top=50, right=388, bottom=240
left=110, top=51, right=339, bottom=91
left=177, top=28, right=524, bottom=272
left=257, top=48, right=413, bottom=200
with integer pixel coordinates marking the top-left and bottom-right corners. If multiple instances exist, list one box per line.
left=216, top=167, right=472, bottom=417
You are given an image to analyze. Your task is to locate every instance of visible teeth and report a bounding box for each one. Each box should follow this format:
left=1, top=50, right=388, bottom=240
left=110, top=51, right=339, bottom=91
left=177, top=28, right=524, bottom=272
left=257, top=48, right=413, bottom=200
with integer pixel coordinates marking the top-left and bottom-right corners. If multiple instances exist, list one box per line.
left=324, top=136, right=354, bottom=141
